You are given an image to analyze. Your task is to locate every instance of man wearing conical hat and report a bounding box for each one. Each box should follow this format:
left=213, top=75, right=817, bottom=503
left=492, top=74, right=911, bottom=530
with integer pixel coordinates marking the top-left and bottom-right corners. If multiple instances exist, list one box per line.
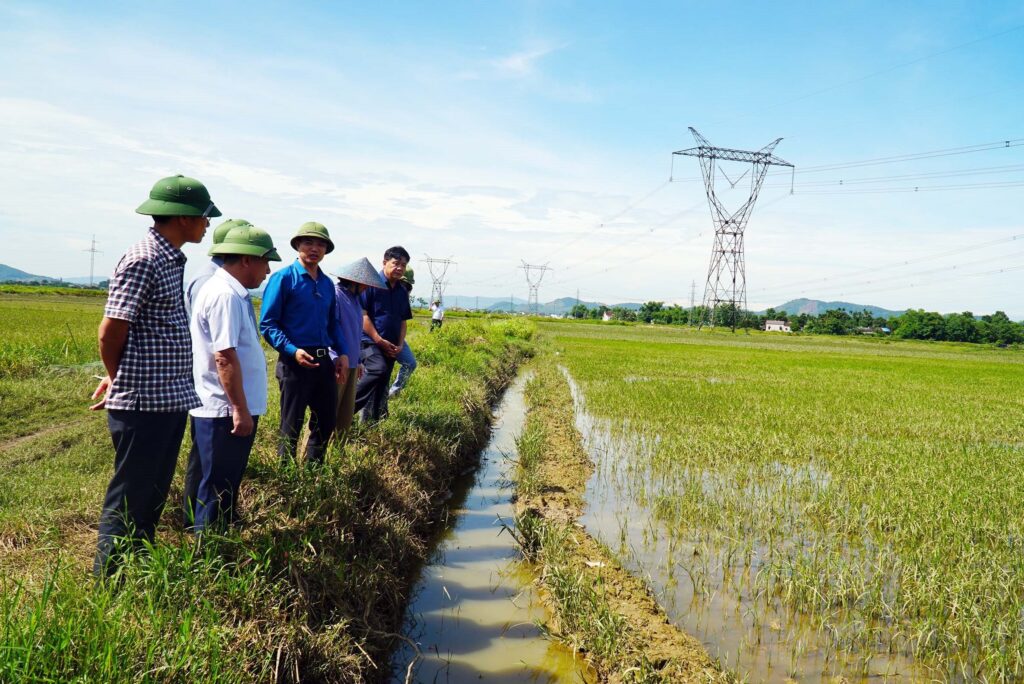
left=259, top=222, right=351, bottom=464
left=189, top=224, right=280, bottom=531
left=332, top=258, right=387, bottom=445
left=90, top=174, right=221, bottom=576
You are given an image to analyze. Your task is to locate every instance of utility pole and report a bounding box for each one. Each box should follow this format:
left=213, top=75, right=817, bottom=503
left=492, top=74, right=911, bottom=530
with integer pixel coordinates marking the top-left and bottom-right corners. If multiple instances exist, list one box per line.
left=475, top=296, right=479, bottom=311
left=422, top=254, right=456, bottom=305
left=519, top=261, right=552, bottom=315
left=84, top=235, right=102, bottom=287
left=510, top=293, right=514, bottom=314
left=673, top=127, right=793, bottom=332
left=689, top=279, right=696, bottom=327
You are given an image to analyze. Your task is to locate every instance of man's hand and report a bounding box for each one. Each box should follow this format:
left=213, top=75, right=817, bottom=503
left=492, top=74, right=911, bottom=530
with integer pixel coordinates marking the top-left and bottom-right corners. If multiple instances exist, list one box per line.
left=89, top=375, right=112, bottom=411
left=231, top=407, right=254, bottom=436
left=334, top=355, right=350, bottom=383
left=357, top=364, right=365, bottom=380
left=377, top=337, right=400, bottom=358
left=294, top=349, right=318, bottom=368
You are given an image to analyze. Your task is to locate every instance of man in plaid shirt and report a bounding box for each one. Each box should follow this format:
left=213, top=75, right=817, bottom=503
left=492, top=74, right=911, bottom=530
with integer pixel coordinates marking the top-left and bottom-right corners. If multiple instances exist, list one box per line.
left=90, top=174, right=221, bottom=576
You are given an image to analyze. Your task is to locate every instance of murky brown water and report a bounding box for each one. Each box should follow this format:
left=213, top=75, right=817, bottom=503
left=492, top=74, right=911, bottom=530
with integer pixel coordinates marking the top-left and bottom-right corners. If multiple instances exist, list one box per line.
left=390, top=373, right=594, bottom=684
left=563, top=367, right=938, bottom=683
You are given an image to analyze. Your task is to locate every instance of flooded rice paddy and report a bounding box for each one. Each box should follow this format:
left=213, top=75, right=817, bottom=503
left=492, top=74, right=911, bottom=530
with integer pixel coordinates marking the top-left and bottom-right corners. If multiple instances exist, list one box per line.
left=548, top=324, right=1024, bottom=682
left=391, top=373, right=593, bottom=684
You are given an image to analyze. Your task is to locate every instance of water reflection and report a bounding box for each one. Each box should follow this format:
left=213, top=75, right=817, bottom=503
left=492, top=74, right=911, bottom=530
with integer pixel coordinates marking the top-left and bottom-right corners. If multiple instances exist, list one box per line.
left=391, top=373, right=593, bottom=684
left=563, top=367, right=934, bottom=683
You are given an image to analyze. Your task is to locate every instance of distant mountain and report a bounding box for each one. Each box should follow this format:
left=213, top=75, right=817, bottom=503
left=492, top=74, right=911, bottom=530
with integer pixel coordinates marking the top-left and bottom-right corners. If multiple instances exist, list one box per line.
left=477, top=296, right=644, bottom=315
left=772, top=298, right=905, bottom=319
left=0, top=263, right=52, bottom=282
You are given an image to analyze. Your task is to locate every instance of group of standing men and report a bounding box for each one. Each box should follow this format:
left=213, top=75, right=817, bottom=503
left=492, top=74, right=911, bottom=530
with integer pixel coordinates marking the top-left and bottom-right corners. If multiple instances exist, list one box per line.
left=90, top=175, right=414, bottom=576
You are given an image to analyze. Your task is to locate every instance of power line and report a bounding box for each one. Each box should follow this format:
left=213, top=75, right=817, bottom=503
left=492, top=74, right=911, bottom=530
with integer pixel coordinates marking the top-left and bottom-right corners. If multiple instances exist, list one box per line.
left=792, top=179, right=1024, bottom=195
left=669, top=138, right=1024, bottom=184
left=763, top=162, right=1024, bottom=190
left=752, top=232, right=1024, bottom=298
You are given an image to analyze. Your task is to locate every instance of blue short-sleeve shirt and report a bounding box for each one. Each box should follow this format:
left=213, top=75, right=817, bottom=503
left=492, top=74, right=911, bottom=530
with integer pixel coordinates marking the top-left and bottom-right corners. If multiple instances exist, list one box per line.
left=360, top=271, right=412, bottom=345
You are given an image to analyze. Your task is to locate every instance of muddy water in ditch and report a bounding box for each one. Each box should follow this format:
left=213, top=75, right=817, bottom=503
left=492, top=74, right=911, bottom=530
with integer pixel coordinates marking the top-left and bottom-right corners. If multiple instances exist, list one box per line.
left=563, top=368, right=936, bottom=684
left=390, top=373, right=593, bottom=684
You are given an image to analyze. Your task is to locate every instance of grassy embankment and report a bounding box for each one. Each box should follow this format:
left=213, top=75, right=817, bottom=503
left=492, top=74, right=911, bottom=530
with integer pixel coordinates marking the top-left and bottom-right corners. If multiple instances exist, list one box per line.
left=0, top=292, right=534, bottom=682
left=540, top=320, right=1024, bottom=681
left=510, top=361, right=726, bottom=684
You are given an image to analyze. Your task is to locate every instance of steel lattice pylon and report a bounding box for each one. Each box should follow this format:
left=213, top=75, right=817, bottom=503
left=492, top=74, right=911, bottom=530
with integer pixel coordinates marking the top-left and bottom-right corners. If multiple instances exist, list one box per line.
left=423, top=255, right=455, bottom=305
left=674, top=127, right=793, bottom=330
left=519, top=261, right=551, bottom=314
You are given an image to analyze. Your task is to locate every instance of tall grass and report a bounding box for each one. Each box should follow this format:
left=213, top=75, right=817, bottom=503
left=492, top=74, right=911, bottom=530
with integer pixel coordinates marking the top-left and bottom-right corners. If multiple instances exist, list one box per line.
left=0, top=317, right=534, bottom=681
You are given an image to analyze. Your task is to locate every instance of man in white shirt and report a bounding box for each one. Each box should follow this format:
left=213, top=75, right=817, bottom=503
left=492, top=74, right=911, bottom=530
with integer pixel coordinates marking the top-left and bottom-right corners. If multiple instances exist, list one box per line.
left=430, top=299, right=445, bottom=331
left=189, top=224, right=280, bottom=531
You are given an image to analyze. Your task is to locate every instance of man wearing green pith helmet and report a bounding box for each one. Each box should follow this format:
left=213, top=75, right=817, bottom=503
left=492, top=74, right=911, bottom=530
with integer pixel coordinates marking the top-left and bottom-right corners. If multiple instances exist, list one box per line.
left=183, top=218, right=253, bottom=527
left=259, top=222, right=351, bottom=465
left=189, top=224, right=280, bottom=531
left=90, top=174, right=221, bottom=577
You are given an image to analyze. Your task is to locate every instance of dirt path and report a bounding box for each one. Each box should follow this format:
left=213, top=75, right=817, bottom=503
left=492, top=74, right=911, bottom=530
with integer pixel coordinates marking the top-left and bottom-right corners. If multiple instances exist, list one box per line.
left=0, top=417, right=92, bottom=461
left=513, top=363, right=728, bottom=683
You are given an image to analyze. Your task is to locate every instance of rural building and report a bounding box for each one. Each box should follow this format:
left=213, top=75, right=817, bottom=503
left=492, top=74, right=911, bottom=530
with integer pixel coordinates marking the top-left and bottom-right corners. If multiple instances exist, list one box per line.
left=602, top=311, right=613, bottom=322
left=765, top=319, right=791, bottom=332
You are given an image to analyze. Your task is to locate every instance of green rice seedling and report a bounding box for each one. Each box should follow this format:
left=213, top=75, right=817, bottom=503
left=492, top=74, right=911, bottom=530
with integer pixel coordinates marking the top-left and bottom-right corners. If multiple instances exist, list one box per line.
left=541, top=320, right=1024, bottom=682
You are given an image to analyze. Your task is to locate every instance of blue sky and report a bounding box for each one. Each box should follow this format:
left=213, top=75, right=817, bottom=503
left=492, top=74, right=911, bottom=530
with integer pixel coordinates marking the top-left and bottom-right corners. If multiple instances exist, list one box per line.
left=1, top=1, right=1022, bottom=313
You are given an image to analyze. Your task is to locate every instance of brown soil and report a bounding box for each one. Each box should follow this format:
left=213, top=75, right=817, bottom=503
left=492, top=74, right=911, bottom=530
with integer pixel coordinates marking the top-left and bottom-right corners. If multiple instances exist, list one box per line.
left=515, top=364, right=727, bottom=683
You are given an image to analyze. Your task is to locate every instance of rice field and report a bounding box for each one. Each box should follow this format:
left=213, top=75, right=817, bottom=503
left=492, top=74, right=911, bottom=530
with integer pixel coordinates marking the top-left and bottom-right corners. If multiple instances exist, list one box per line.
left=541, top=320, right=1024, bottom=682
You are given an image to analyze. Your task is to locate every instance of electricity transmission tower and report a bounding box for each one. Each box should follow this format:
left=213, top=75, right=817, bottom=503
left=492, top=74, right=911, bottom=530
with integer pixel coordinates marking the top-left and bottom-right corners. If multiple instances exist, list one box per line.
left=674, top=127, right=793, bottom=331
left=422, top=255, right=455, bottom=305
left=519, top=261, right=552, bottom=314
left=84, top=235, right=102, bottom=287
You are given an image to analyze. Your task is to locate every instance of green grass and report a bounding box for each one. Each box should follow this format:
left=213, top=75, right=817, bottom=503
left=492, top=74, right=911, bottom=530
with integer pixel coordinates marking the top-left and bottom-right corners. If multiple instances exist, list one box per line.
left=544, top=322, right=1024, bottom=681
left=0, top=294, right=535, bottom=682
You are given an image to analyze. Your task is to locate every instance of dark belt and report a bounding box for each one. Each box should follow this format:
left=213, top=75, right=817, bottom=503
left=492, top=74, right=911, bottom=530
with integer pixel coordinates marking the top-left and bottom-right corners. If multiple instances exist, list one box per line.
left=301, top=346, right=331, bottom=358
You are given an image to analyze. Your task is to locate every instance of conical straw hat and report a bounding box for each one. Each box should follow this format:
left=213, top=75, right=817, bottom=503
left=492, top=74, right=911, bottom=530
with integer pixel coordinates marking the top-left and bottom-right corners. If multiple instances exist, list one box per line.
left=334, top=257, right=387, bottom=288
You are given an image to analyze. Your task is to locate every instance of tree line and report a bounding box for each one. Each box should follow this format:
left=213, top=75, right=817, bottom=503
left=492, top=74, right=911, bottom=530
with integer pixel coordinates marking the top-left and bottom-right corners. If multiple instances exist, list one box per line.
left=567, top=302, right=1024, bottom=345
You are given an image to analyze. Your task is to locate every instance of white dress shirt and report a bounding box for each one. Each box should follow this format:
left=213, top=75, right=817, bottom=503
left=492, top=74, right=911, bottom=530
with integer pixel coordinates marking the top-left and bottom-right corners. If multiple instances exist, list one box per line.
left=189, top=268, right=268, bottom=418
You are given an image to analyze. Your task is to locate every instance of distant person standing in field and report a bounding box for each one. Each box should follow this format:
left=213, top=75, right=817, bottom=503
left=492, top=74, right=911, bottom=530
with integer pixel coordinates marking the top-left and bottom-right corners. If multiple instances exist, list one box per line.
left=389, top=268, right=418, bottom=399
left=183, top=217, right=251, bottom=526
left=259, top=223, right=350, bottom=465
left=332, top=258, right=387, bottom=446
left=355, top=246, right=412, bottom=421
left=189, top=225, right=280, bottom=531
left=90, top=174, right=221, bottom=577
left=430, top=299, right=445, bottom=332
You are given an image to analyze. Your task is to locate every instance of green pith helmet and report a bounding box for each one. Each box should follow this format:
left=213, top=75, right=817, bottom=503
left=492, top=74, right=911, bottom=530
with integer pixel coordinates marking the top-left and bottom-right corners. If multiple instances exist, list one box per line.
left=209, top=225, right=281, bottom=261
left=401, top=267, right=415, bottom=286
left=290, top=222, right=335, bottom=253
left=212, top=219, right=252, bottom=245
left=136, top=174, right=222, bottom=217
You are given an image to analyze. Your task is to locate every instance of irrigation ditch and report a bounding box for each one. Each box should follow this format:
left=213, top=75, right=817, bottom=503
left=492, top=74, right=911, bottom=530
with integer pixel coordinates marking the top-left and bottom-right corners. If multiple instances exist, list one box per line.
left=509, top=362, right=726, bottom=684
left=389, top=371, right=594, bottom=683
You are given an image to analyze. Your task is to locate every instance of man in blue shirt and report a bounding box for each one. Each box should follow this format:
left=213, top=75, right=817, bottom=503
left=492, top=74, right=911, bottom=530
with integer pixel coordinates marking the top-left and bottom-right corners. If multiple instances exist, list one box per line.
left=355, top=246, right=413, bottom=421
left=259, top=222, right=350, bottom=464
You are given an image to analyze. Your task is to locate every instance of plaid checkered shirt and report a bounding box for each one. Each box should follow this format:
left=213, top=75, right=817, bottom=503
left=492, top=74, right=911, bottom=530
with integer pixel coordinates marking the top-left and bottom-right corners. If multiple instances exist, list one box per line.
left=103, top=228, right=201, bottom=412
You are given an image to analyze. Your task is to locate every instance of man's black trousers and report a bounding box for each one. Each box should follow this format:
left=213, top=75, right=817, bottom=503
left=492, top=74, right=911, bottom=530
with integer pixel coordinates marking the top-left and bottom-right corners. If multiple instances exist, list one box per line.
left=354, top=342, right=396, bottom=421
left=275, top=352, right=337, bottom=464
left=94, top=409, right=187, bottom=576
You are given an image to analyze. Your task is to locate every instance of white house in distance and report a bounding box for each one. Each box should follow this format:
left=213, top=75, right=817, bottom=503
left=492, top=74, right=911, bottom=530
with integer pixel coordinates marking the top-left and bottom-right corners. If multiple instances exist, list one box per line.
left=602, top=310, right=614, bottom=322
left=765, top=319, right=791, bottom=332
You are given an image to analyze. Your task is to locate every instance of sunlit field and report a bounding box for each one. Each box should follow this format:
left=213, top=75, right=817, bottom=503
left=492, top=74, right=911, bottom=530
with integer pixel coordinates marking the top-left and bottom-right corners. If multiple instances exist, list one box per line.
left=542, top=320, right=1024, bottom=682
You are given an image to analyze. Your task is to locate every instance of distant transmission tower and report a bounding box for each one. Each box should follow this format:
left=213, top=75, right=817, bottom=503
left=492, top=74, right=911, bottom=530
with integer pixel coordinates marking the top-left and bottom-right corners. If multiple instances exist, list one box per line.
left=674, top=127, right=793, bottom=331
left=422, top=254, right=455, bottom=305
left=519, top=261, right=552, bottom=314
left=84, top=235, right=102, bottom=286
left=689, top=279, right=696, bottom=327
